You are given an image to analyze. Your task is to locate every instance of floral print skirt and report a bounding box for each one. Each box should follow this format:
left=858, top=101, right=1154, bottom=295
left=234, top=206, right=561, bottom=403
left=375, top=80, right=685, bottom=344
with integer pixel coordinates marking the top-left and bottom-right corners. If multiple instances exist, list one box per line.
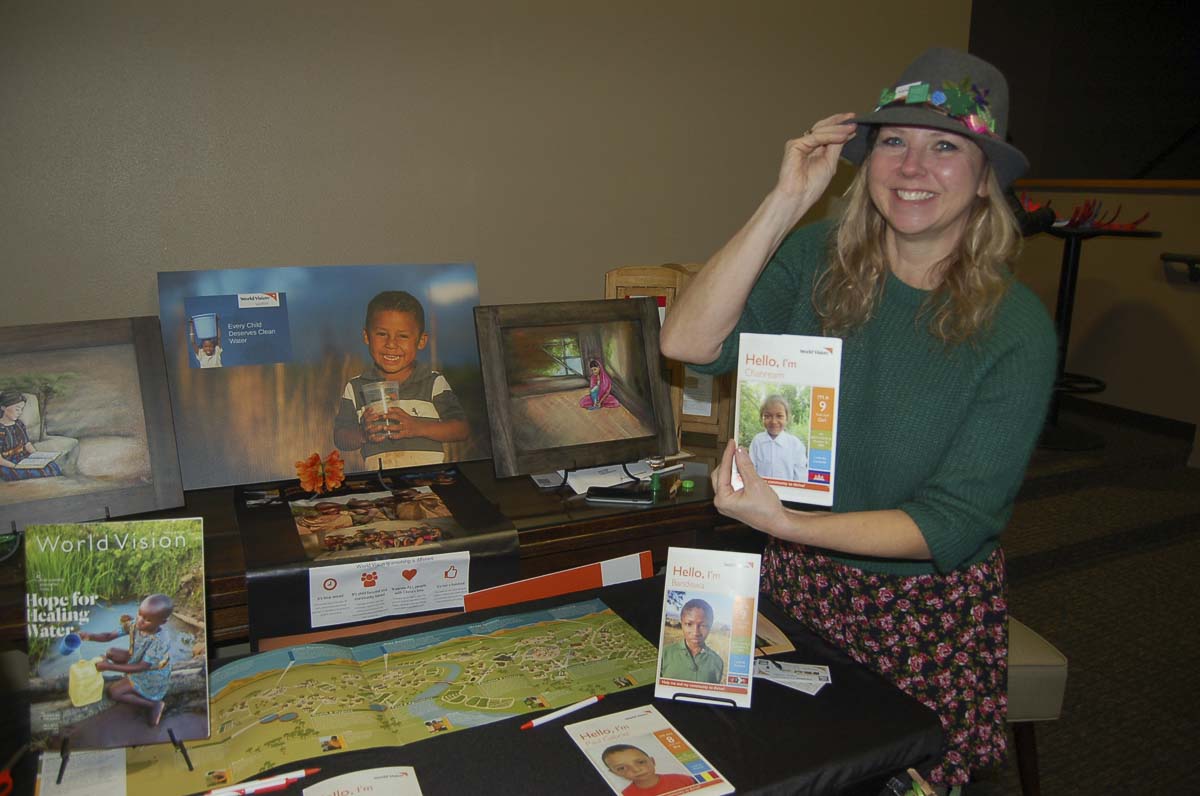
left=761, top=539, right=1008, bottom=786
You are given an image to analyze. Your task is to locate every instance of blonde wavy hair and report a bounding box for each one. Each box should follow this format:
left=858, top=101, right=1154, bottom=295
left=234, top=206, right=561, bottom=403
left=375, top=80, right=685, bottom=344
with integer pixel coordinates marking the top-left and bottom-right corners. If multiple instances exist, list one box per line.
left=813, top=155, right=1022, bottom=345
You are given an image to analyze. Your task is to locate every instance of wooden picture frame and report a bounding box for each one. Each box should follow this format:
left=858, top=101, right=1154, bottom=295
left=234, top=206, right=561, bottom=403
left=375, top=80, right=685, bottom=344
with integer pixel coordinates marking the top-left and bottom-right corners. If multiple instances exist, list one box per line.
left=474, top=298, right=678, bottom=478
left=0, top=317, right=184, bottom=533
left=604, top=265, right=735, bottom=444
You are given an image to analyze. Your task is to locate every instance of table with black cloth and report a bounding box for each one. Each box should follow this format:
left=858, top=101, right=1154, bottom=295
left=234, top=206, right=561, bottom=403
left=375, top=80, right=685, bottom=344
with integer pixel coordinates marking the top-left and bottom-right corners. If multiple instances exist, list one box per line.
left=205, top=575, right=943, bottom=796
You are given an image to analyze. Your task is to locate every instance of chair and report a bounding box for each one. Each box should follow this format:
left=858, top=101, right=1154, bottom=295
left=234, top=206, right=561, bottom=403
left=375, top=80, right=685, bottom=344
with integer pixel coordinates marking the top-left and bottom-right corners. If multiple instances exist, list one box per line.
left=1008, top=617, right=1068, bottom=796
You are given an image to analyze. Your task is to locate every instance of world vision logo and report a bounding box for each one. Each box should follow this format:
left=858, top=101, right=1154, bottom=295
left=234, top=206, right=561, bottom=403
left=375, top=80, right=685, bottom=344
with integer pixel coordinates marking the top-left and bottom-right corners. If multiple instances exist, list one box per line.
left=237, top=292, right=280, bottom=308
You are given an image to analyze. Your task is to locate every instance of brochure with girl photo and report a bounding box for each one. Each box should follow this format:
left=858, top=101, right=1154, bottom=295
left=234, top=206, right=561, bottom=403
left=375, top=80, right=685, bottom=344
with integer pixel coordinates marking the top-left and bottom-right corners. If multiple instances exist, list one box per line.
left=732, top=333, right=842, bottom=507
left=654, top=547, right=760, bottom=709
left=566, top=704, right=733, bottom=796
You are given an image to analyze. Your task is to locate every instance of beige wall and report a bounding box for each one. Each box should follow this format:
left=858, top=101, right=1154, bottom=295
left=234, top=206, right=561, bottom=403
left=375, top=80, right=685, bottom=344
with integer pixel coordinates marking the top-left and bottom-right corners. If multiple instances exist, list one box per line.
left=2, top=1, right=969, bottom=325
left=1012, top=189, right=1200, bottom=426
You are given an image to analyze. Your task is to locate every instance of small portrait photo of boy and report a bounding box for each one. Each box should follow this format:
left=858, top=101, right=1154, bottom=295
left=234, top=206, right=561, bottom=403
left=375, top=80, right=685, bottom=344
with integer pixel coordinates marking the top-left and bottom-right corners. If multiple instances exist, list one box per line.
left=599, top=737, right=698, bottom=796
left=334, top=290, right=470, bottom=471
left=658, top=591, right=732, bottom=686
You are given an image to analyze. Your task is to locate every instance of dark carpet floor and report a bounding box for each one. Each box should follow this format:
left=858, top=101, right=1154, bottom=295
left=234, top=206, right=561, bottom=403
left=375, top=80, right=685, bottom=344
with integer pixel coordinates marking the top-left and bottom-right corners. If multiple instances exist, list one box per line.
left=970, top=400, right=1200, bottom=794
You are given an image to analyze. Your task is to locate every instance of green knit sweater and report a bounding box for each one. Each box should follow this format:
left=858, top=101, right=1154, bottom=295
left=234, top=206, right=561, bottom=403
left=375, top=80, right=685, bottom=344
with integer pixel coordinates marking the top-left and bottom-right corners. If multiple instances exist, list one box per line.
left=696, top=221, right=1057, bottom=575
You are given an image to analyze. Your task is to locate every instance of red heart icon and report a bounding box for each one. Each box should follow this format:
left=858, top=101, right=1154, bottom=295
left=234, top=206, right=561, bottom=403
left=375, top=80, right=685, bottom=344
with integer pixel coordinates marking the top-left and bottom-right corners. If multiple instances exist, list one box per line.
left=402, top=569, right=418, bottom=581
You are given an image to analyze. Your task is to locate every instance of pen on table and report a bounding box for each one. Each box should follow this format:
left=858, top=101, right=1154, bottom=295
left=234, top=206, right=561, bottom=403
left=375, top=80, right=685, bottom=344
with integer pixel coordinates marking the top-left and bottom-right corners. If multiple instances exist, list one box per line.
left=520, top=694, right=604, bottom=730
left=204, top=767, right=319, bottom=796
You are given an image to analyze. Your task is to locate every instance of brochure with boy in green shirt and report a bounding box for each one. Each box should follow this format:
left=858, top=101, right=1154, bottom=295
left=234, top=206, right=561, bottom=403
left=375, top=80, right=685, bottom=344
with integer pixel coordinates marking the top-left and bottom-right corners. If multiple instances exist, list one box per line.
left=654, top=547, right=761, bottom=709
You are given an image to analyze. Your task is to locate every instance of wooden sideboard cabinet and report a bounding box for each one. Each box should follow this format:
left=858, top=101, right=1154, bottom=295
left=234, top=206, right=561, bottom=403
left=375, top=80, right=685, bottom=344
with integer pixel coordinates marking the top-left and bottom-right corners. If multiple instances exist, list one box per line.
left=1, top=453, right=760, bottom=653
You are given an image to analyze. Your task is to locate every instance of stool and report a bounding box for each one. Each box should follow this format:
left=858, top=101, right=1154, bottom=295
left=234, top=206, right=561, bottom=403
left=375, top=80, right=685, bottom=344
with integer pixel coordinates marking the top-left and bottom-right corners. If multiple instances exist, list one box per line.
left=1008, top=618, right=1068, bottom=796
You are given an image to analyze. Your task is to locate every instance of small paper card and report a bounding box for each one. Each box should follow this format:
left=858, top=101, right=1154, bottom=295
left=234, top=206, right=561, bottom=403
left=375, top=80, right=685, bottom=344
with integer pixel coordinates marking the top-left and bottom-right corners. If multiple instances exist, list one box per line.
left=566, top=704, right=733, bottom=796
left=303, top=767, right=423, bottom=796
left=654, top=547, right=761, bottom=708
left=732, top=333, right=842, bottom=506
left=531, top=461, right=683, bottom=493
left=754, top=659, right=832, bottom=696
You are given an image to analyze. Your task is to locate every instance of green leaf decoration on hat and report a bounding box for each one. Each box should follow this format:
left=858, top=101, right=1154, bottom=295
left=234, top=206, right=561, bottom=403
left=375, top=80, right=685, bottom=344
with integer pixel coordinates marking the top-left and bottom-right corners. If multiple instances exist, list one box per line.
left=878, top=87, right=896, bottom=106
left=905, top=83, right=931, bottom=104
left=939, top=79, right=976, bottom=117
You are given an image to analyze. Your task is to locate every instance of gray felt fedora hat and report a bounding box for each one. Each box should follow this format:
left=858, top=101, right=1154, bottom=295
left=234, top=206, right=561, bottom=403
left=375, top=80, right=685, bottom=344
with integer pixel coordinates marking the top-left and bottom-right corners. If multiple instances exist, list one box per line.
left=840, top=48, right=1029, bottom=188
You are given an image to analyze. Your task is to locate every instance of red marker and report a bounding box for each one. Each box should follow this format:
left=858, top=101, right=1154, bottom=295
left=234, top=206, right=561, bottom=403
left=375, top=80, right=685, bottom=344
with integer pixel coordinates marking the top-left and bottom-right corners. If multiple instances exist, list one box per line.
left=205, top=768, right=320, bottom=796
left=520, top=694, right=604, bottom=730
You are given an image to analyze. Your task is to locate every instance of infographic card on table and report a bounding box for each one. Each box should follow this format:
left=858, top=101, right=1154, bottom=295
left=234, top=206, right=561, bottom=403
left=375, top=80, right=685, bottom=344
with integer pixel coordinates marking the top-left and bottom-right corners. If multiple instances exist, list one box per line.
left=308, top=550, right=471, bottom=628
left=124, top=598, right=659, bottom=795
left=654, top=547, right=761, bottom=708
left=24, top=519, right=208, bottom=749
left=732, top=333, right=842, bottom=506
left=566, top=704, right=734, bottom=796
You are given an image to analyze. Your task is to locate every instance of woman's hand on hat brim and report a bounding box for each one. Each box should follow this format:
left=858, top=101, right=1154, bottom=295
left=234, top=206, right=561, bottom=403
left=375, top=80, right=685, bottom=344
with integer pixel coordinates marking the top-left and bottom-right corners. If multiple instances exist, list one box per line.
left=773, top=112, right=857, bottom=215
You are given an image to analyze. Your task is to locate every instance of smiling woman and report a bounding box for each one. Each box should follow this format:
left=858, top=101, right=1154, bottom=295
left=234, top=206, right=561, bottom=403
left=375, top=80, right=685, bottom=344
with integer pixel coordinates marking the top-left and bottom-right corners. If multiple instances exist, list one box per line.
left=866, top=126, right=989, bottom=281
left=660, top=49, right=1057, bottom=788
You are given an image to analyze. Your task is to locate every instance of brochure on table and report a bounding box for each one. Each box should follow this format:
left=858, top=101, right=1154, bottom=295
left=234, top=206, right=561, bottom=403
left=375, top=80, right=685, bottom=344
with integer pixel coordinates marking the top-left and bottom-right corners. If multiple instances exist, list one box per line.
left=24, top=519, right=209, bottom=750
left=654, top=547, right=761, bottom=708
left=732, top=333, right=842, bottom=506
left=566, top=704, right=734, bottom=796
left=303, top=767, right=423, bottom=796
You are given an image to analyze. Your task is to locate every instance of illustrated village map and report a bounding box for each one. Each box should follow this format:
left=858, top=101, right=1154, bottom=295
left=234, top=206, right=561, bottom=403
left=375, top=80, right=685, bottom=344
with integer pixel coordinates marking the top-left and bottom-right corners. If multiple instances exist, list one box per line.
left=125, top=599, right=658, bottom=793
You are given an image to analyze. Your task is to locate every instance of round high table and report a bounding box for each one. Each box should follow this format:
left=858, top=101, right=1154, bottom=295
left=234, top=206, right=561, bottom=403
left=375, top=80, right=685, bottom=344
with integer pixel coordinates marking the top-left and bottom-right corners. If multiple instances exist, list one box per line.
left=1040, top=225, right=1161, bottom=450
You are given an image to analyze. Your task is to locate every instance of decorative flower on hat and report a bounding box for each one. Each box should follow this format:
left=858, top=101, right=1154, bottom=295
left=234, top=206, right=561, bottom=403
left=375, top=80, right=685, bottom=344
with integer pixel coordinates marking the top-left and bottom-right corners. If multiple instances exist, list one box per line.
left=874, top=75, right=998, bottom=137
left=296, top=450, right=346, bottom=495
